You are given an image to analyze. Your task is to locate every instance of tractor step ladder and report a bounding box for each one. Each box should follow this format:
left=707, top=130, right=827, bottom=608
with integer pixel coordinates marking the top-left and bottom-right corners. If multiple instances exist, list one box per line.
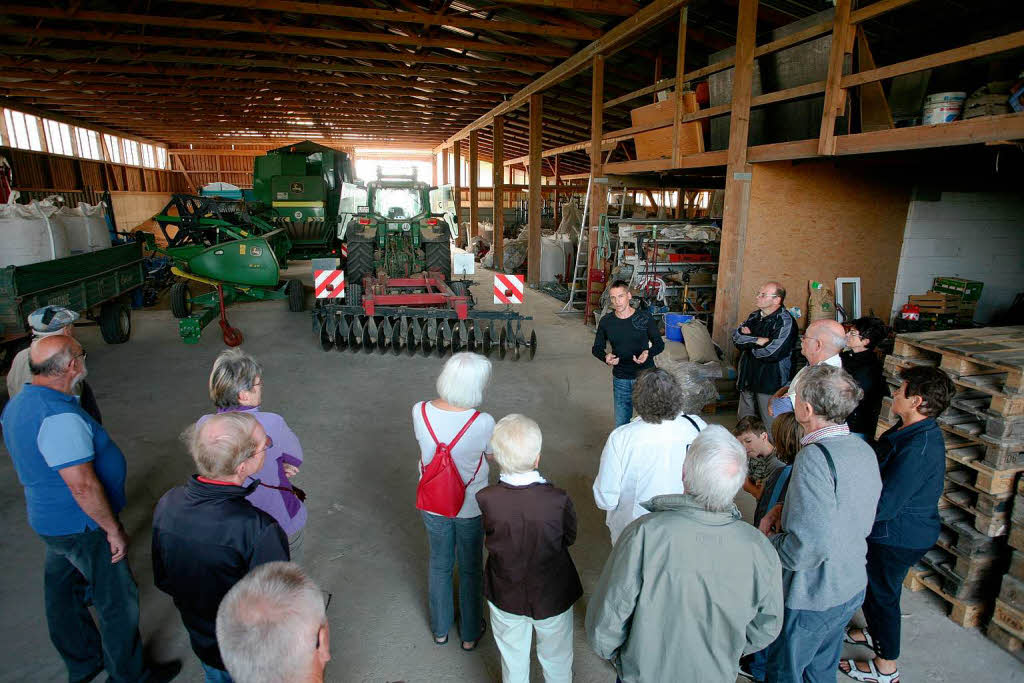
left=558, top=177, right=592, bottom=315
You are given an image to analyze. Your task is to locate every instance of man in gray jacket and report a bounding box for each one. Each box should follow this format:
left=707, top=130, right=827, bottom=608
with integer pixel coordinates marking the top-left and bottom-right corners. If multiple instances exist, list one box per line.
left=759, top=364, right=882, bottom=682
left=586, top=425, right=783, bottom=683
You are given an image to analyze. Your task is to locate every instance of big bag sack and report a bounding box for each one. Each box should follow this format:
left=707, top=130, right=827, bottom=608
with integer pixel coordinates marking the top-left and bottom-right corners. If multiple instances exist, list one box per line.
left=416, top=402, right=483, bottom=517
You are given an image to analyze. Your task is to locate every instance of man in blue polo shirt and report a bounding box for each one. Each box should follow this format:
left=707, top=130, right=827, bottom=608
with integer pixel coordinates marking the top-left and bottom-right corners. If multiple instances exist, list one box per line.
left=1, top=335, right=175, bottom=683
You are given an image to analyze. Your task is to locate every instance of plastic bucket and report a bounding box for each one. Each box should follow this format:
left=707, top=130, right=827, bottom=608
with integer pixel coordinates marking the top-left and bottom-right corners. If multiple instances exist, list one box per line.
left=665, top=313, right=694, bottom=341
left=921, top=92, right=966, bottom=125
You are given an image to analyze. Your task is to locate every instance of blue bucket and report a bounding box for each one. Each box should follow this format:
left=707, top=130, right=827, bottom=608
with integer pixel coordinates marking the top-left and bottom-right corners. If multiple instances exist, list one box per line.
left=665, top=313, right=694, bottom=342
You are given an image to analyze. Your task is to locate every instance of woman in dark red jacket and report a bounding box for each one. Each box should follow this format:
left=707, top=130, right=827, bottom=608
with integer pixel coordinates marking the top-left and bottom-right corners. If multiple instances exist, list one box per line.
left=476, top=414, right=583, bottom=683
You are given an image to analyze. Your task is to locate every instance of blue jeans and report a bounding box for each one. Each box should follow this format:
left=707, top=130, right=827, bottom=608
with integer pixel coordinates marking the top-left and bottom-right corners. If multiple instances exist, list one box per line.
left=202, top=661, right=234, bottom=682
left=765, top=589, right=866, bottom=683
left=612, top=377, right=635, bottom=427
left=40, top=528, right=146, bottom=683
left=421, top=512, right=484, bottom=642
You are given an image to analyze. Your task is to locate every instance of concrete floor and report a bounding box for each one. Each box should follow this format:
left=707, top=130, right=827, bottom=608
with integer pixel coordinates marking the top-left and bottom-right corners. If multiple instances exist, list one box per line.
left=0, top=263, right=1021, bottom=683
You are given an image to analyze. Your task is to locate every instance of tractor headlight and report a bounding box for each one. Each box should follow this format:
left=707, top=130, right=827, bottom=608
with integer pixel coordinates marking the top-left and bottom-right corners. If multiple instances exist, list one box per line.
left=402, top=223, right=411, bottom=231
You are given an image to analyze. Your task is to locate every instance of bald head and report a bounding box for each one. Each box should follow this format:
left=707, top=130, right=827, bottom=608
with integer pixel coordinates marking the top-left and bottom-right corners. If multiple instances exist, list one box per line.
left=29, top=336, right=81, bottom=378
left=803, top=319, right=847, bottom=364
left=182, top=412, right=263, bottom=479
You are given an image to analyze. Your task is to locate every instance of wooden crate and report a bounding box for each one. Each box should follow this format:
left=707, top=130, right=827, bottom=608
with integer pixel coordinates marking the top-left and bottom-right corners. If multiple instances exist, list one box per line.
left=903, top=565, right=988, bottom=627
left=629, top=91, right=704, bottom=161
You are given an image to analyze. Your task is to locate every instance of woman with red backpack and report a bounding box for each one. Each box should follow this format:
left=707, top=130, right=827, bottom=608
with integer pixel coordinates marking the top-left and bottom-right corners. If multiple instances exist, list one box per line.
left=412, top=352, right=495, bottom=651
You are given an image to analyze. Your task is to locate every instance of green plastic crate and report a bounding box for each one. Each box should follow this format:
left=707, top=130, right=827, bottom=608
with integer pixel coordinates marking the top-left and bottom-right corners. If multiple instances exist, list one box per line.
left=932, top=277, right=984, bottom=302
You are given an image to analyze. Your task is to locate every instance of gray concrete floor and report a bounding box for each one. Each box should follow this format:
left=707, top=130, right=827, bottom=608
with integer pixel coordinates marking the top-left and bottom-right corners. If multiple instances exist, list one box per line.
left=0, top=263, right=1021, bottom=682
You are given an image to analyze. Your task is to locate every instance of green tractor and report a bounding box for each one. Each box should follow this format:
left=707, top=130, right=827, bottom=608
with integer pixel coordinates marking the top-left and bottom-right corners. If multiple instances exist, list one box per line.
left=252, top=140, right=355, bottom=260
left=341, top=170, right=457, bottom=287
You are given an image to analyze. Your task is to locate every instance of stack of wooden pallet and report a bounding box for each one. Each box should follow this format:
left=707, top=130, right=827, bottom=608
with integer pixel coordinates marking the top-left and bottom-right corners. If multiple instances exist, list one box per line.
left=987, top=478, right=1024, bottom=660
left=877, top=326, right=1024, bottom=632
left=908, top=292, right=977, bottom=325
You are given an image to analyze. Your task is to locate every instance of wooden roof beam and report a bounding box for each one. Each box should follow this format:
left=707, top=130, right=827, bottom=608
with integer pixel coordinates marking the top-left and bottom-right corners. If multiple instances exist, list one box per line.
left=0, top=26, right=551, bottom=72
left=1, top=7, right=574, bottom=57
left=436, top=0, right=688, bottom=151
left=487, top=0, right=639, bottom=16
left=167, top=0, right=604, bottom=40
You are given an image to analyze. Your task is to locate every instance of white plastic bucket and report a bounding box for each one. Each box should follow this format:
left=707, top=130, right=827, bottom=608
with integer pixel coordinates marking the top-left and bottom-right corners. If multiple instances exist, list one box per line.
left=921, top=92, right=966, bottom=125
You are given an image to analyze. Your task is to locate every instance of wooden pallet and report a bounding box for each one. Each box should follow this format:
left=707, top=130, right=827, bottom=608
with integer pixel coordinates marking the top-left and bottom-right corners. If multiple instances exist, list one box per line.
left=903, top=565, right=988, bottom=627
left=986, top=621, right=1024, bottom=662
left=1012, top=524, right=1024, bottom=553
left=993, top=599, right=1024, bottom=640
left=893, top=327, right=1024, bottom=395
left=939, top=509, right=1005, bottom=556
left=921, top=546, right=1005, bottom=601
left=940, top=481, right=1012, bottom=537
left=945, top=447, right=1024, bottom=495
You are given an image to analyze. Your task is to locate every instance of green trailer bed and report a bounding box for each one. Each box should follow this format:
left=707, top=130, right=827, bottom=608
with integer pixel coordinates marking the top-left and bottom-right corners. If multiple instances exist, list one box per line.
left=0, top=240, right=145, bottom=364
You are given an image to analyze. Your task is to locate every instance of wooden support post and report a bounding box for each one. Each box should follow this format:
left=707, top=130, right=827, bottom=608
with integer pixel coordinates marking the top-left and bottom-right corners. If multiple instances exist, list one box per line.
left=492, top=116, right=505, bottom=271
left=818, top=0, right=853, bottom=155
left=589, top=54, right=606, bottom=271
left=653, top=53, right=663, bottom=104
left=469, top=130, right=479, bottom=245
left=432, top=152, right=438, bottom=186
left=671, top=7, right=688, bottom=168
left=441, top=147, right=449, bottom=185
left=553, top=155, right=561, bottom=228
left=527, top=93, right=543, bottom=286
left=452, top=139, right=462, bottom=246
left=713, top=0, right=758, bottom=355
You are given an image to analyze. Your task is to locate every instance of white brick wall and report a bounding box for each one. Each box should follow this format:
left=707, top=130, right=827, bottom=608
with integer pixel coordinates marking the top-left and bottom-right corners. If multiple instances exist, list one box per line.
left=891, top=191, right=1024, bottom=323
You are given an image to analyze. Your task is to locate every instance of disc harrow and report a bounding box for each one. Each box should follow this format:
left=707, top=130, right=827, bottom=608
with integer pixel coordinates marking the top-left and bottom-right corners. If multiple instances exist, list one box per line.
left=313, top=308, right=537, bottom=360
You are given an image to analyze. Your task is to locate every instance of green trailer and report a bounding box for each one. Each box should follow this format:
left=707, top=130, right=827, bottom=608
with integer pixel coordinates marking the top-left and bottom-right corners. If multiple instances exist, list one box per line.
left=0, top=239, right=145, bottom=369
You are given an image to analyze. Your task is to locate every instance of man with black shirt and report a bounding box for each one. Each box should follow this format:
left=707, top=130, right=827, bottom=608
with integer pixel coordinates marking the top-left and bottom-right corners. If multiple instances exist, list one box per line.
left=733, top=281, right=798, bottom=430
left=592, top=281, right=664, bottom=427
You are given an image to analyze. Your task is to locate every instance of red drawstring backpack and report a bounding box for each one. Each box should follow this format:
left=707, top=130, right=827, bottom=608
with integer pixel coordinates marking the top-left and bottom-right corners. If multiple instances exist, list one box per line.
left=416, top=402, right=483, bottom=517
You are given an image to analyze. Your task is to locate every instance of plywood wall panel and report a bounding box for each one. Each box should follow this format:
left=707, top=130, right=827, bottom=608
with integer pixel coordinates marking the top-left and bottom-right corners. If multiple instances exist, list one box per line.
left=735, top=160, right=911, bottom=329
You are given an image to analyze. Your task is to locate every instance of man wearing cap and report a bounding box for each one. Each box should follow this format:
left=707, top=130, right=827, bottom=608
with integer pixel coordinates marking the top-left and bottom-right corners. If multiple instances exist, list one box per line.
left=6, top=305, right=102, bottom=423
left=1, top=335, right=179, bottom=683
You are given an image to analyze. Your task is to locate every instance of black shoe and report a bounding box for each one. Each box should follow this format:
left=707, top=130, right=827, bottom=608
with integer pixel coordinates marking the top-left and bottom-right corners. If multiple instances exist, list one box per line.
left=145, top=659, right=183, bottom=683
left=737, top=659, right=761, bottom=682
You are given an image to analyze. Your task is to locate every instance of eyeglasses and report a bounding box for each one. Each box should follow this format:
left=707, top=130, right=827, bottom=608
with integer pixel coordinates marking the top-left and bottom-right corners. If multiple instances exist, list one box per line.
left=847, top=330, right=862, bottom=338
left=756, top=292, right=779, bottom=299
left=315, top=592, right=332, bottom=650
left=73, top=350, right=88, bottom=361
left=252, top=435, right=274, bottom=457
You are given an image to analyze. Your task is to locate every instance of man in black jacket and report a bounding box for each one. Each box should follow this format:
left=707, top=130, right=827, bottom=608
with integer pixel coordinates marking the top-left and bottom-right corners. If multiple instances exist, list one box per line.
left=152, top=412, right=289, bottom=682
left=732, top=282, right=798, bottom=430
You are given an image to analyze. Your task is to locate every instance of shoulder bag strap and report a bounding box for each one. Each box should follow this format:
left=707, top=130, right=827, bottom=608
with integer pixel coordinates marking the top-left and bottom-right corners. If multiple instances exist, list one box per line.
left=682, top=414, right=702, bottom=431
left=814, top=442, right=838, bottom=495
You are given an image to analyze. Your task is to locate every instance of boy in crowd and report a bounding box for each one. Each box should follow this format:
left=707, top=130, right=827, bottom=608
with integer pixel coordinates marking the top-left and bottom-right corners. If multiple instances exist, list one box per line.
left=734, top=416, right=785, bottom=499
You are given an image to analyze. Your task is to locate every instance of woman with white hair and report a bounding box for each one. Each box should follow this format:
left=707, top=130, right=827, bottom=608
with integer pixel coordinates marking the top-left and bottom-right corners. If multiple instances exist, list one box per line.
left=476, top=414, right=583, bottom=683
left=202, top=348, right=308, bottom=561
left=412, top=352, right=495, bottom=650
left=593, top=365, right=717, bottom=544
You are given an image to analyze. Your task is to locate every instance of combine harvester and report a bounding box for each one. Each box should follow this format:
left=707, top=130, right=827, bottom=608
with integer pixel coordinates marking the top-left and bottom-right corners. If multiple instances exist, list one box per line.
left=312, top=170, right=537, bottom=360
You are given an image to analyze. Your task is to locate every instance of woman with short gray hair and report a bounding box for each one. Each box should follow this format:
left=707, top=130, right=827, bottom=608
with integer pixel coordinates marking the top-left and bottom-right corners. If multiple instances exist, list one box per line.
left=593, top=366, right=711, bottom=544
left=201, top=348, right=308, bottom=561
left=412, top=352, right=495, bottom=650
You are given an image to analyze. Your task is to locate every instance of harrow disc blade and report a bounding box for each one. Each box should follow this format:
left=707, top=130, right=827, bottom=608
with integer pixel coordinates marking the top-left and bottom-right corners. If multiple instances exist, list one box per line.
left=511, top=335, right=521, bottom=361
left=482, top=326, right=492, bottom=357
left=391, top=324, right=403, bottom=356
left=317, top=318, right=332, bottom=351
left=466, top=321, right=478, bottom=353
left=498, top=326, right=507, bottom=360
left=425, top=319, right=438, bottom=345
left=350, top=316, right=363, bottom=349
left=454, top=321, right=467, bottom=353
left=406, top=326, right=417, bottom=357
left=376, top=325, right=389, bottom=353
left=337, top=316, right=350, bottom=349
left=528, top=329, right=537, bottom=360
left=363, top=325, right=375, bottom=353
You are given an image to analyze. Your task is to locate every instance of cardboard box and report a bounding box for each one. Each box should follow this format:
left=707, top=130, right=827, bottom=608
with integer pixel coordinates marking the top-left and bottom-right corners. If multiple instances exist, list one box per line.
left=932, top=277, right=984, bottom=302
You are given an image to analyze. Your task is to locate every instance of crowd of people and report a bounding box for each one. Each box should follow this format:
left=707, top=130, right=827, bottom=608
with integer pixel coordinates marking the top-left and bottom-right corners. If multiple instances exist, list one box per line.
left=1, top=283, right=957, bottom=682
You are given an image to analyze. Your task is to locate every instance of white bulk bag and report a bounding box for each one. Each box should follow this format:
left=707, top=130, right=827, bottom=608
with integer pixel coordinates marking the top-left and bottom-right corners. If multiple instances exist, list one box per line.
left=0, top=195, right=69, bottom=266
left=56, top=202, right=112, bottom=254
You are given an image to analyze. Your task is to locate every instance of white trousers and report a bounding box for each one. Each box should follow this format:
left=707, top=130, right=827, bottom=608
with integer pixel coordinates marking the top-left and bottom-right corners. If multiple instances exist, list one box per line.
left=488, top=601, right=574, bottom=683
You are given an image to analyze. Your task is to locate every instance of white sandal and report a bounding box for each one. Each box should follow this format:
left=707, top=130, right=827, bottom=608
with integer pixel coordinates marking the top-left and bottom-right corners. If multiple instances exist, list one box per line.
left=840, top=658, right=900, bottom=683
left=843, top=626, right=875, bottom=650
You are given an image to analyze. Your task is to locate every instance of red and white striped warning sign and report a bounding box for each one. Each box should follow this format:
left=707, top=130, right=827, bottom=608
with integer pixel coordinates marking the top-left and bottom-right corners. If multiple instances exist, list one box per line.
left=493, top=274, right=525, bottom=304
left=314, top=270, right=345, bottom=299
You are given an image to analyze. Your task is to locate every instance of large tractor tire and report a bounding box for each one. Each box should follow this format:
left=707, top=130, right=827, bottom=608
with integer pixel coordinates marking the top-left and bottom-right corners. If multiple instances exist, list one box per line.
left=286, top=279, right=305, bottom=312
left=345, top=236, right=374, bottom=289
left=99, top=301, right=131, bottom=344
left=170, top=282, right=192, bottom=319
left=423, top=237, right=452, bottom=282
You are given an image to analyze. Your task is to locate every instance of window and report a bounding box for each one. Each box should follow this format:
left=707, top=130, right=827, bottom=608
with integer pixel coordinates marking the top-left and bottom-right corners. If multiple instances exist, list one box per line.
left=156, top=147, right=167, bottom=169
left=103, top=134, right=121, bottom=163
left=43, top=119, right=74, bottom=156
left=123, top=139, right=140, bottom=166
left=3, top=109, right=43, bottom=151
left=75, top=127, right=102, bottom=160
left=141, top=143, right=155, bottom=168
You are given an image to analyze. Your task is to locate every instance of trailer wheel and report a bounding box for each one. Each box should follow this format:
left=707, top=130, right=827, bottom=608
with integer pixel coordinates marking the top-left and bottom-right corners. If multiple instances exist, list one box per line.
left=286, top=279, right=305, bottom=312
left=423, top=237, right=452, bottom=281
left=170, top=282, right=193, bottom=319
left=99, top=301, right=131, bottom=344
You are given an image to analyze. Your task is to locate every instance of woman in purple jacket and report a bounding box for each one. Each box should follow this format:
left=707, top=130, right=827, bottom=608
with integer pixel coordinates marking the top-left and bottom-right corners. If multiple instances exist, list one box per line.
left=203, top=349, right=307, bottom=561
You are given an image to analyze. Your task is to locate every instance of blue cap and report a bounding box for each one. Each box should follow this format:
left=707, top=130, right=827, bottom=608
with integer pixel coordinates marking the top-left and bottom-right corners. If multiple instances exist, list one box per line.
left=27, top=306, right=79, bottom=335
